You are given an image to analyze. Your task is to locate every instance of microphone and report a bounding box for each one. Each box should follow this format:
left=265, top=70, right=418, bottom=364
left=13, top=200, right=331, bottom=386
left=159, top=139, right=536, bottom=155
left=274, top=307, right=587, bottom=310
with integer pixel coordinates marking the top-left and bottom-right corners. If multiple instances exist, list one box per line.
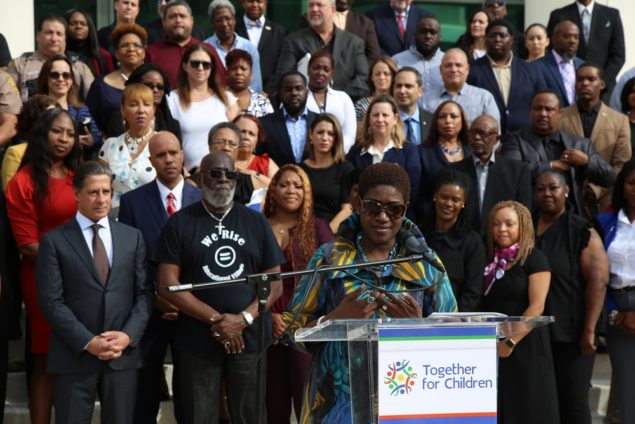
left=398, top=231, right=446, bottom=274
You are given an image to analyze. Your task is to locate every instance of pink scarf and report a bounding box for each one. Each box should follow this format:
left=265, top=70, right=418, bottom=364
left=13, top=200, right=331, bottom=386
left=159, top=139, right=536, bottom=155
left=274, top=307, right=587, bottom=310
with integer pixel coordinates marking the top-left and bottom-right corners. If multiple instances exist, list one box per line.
left=483, top=243, right=519, bottom=296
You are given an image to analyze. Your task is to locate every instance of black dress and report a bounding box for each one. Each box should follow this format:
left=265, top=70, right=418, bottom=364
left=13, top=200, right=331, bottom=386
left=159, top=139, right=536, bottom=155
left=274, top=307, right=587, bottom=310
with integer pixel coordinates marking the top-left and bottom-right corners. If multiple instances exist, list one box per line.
left=300, top=161, right=354, bottom=221
left=481, top=249, right=559, bottom=424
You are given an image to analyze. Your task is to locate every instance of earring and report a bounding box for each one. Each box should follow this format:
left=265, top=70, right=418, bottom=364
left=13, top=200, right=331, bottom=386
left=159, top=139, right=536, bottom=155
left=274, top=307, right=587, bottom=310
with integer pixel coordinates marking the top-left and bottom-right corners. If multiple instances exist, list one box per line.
left=565, top=193, right=569, bottom=198
left=310, top=140, right=314, bottom=145
left=433, top=198, right=436, bottom=202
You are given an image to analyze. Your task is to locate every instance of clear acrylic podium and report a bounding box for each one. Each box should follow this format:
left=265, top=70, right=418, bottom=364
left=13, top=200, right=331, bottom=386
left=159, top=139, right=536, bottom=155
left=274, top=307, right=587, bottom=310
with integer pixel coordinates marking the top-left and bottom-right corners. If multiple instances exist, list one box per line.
left=295, top=314, right=554, bottom=423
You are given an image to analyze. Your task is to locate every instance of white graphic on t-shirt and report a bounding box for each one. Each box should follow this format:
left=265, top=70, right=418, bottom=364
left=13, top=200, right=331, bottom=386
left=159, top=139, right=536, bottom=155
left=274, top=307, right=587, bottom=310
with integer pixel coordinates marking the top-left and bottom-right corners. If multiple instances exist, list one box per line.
left=215, top=246, right=236, bottom=268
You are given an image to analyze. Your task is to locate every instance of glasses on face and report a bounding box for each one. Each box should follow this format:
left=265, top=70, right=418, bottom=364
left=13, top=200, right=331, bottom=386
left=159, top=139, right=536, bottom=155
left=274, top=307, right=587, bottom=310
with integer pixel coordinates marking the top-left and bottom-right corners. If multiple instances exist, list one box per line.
left=360, top=199, right=407, bottom=220
left=143, top=82, right=165, bottom=91
left=119, top=42, right=144, bottom=51
left=204, top=169, right=239, bottom=180
left=49, top=71, right=72, bottom=80
left=211, top=139, right=239, bottom=149
left=189, top=60, right=212, bottom=70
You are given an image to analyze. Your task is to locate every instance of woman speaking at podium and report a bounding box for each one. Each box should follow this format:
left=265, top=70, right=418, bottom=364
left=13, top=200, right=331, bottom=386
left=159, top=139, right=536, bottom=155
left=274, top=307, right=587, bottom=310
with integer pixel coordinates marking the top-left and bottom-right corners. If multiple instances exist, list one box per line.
left=284, top=163, right=457, bottom=422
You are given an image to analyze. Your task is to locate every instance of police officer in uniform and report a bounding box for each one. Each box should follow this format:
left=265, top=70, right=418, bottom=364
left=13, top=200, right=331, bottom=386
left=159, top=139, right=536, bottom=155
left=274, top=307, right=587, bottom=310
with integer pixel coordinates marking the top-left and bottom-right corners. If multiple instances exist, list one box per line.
left=0, top=71, right=20, bottom=147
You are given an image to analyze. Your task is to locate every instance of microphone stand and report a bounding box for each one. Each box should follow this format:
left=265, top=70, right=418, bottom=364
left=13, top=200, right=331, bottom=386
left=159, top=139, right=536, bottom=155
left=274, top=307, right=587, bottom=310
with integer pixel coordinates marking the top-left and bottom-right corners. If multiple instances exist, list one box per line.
left=166, top=254, right=430, bottom=424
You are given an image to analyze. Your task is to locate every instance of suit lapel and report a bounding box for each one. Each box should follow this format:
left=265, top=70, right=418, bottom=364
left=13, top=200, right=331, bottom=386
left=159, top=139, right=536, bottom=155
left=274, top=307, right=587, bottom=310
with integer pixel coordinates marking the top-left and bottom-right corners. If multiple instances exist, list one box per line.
left=568, top=104, right=585, bottom=135
left=106, top=219, right=120, bottom=286
left=590, top=103, right=608, bottom=140
left=546, top=54, right=567, bottom=97
left=146, top=182, right=168, bottom=227
left=275, top=110, right=295, bottom=162
left=62, top=220, right=103, bottom=287
left=259, top=19, right=274, bottom=50
left=481, top=60, right=505, bottom=107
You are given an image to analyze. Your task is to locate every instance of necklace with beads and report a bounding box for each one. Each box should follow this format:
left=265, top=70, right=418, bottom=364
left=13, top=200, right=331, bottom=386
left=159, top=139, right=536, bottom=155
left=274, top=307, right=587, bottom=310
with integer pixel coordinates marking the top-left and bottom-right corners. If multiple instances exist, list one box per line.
left=355, top=232, right=399, bottom=272
left=439, top=142, right=463, bottom=156
left=201, top=200, right=233, bottom=234
left=124, top=126, right=153, bottom=154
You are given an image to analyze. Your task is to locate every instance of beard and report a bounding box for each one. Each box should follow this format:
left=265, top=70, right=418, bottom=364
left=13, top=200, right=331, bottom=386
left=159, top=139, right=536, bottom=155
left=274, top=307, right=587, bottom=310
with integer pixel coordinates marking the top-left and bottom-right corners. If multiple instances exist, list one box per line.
left=203, top=185, right=235, bottom=209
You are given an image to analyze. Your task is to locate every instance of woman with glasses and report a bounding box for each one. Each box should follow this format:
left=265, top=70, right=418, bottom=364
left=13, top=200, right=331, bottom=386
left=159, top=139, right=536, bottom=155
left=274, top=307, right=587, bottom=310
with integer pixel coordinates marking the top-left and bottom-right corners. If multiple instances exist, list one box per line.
left=86, top=23, right=147, bottom=137
left=226, top=49, right=273, bottom=118
left=99, top=83, right=156, bottom=214
left=168, top=44, right=240, bottom=173
left=37, top=54, right=102, bottom=160
left=284, top=163, right=457, bottom=422
left=64, top=9, right=114, bottom=77
left=105, top=63, right=182, bottom=140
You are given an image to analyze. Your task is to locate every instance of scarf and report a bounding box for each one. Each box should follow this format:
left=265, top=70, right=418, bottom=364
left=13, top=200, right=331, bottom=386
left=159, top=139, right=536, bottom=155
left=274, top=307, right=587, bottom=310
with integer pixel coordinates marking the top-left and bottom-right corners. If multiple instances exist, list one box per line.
left=483, top=243, right=519, bottom=296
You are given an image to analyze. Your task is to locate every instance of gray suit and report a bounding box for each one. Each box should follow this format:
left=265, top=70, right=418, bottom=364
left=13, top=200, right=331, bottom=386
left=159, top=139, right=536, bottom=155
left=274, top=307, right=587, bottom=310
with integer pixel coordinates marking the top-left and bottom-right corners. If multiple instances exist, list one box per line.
left=36, top=217, right=153, bottom=422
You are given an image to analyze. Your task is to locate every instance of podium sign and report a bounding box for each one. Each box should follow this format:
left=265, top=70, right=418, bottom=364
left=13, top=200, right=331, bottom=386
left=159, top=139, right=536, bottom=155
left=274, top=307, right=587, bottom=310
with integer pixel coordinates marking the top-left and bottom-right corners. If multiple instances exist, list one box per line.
left=377, top=325, right=498, bottom=423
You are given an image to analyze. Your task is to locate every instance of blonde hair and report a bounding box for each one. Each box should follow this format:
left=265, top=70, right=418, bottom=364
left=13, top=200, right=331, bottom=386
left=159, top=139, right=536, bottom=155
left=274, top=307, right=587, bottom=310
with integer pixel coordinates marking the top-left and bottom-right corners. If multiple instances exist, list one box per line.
left=121, top=83, right=155, bottom=130
left=486, top=201, right=535, bottom=267
left=358, top=95, right=405, bottom=149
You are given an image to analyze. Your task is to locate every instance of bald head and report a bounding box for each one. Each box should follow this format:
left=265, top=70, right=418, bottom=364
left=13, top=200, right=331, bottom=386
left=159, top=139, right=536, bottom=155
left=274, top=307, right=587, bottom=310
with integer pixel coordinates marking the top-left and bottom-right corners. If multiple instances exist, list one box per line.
left=468, top=114, right=500, bottom=161
left=552, top=20, right=579, bottom=60
left=149, top=131, right=184, bottom=189
left=440, top=48, right=470, bottom=91
left=200, top=151, right=235, bottom=172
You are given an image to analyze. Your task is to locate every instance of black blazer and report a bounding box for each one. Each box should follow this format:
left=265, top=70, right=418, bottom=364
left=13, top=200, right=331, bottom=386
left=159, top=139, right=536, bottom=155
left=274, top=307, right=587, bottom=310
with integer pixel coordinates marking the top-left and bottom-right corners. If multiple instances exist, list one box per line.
left=236, top=16, right=289, bottom=92
left=364, top=3, right=434, bottom=57
left=531, top=52, right=584, bottom=108
left=452, top=155, right=532, bottom=235
left=257, top=108, right=318, bottom=166
left=36, top=218, right=154, bottom=374
left=547, top=2, right=625, bottom=89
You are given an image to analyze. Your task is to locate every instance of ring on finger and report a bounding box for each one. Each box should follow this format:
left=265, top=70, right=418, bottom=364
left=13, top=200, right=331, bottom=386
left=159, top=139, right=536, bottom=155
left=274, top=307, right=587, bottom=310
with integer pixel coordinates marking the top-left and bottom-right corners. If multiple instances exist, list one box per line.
left=224, top=341, right=231, bottom=349
left=212, top=331, right=220, bottom=338
left=381, top=304, right=388, bottom=312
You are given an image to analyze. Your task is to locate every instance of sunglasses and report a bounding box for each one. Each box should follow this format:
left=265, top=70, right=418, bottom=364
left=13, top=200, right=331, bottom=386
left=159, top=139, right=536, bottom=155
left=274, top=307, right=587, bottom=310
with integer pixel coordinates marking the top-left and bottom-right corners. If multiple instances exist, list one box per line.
left=361, top=199, right=407, bottom=220
left=189, top=60, right=212, bottom=70
left=205, top=169, right=239, bottom=180
left=49, top=71, right=72, bottom=80
left=143, top=82, right=165, bottom=91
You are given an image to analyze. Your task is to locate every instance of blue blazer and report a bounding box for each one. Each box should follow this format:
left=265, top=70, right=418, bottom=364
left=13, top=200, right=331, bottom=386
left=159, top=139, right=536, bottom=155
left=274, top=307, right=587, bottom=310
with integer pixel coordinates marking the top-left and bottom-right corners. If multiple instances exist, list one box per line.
left=257, top=109, right=318, bottom=167
left=467, top=56, right=546, bottom=134
left=531, top=52, right=584, bottom=107
left=364, top=3, right=434, bottom=57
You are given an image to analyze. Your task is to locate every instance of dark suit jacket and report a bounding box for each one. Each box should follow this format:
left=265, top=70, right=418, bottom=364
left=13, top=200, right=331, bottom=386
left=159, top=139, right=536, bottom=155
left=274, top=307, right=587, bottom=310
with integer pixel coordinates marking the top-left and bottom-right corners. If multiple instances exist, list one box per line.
left=501, top=129, right=615, bottom=214
left=452, top=155, right=532, bottom=235
left=364, top=3, right=434, bottom=57
left=547, top=2, right=625, bottom=89
left=36, top=218, right=154, bottom=374
left=257, top=108, right=318, bottom=166
left=467, top=56, right=546, bottom=134
left=0, top=191, right=21, bottom=339
left=236, top=16, right=289, bottom=93
left=271, top=26, right=369, bottom=100
left=531, top=52, right=584, bottom=107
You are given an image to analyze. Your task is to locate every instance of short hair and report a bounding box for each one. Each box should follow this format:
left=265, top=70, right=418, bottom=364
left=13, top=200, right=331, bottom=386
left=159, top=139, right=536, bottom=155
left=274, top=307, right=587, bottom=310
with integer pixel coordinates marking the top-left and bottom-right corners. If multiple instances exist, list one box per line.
left=110, top=23, right=148, bottom=50
left=359, top=95, right=406, bottom=150
left=308, top=50, right=334, bottom=70
left=208, top=121, right=243, bottom=146
left=232, top=114, right=265, bottom=145
left=163, top=0, right=192, bottom=19
left=177, top=44, right=227, bottom=108
left=36, top=54, right=81, bottom=108
left=425, top=100, right=469, bottom=148
left=486, top=18, right=515, bottom=36
left=73, top=161, right=113, bottom=191
left=278, top=70, right=308, bottom=92
left=534, top=168, right=568, bottom=187
left=577, top=62, right=605, bottom=82
left=226, top=49, right=253, bottom=69
left=38, top=14, right=67, bottom=33
left=611, top=159, right=635, bottom=212
left=486, top=201, right=535, bottom=266
left=433, top=168, right=471, bottom=232
left=121, top=83, right=154, bottom=106
left=208, top=0, right=235, bottom=19
left=531, top=89, right=562, bottom=108
left=358, top=163, right=410, bottom=205
left=17, top=94, right=58, bottom=140
left=306, top=113, right=346, bottom=163
left=368, top=56, right=398, bottom=95
left=619, top=77, right=635, bottom=114
left=395, top=66, right=423, bottom=87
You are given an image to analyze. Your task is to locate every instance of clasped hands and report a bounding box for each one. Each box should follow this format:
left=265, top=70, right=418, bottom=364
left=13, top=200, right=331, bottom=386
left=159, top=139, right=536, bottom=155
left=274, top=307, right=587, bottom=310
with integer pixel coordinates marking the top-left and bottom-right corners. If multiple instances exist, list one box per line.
left=552, top=148, right=589, bottom=171
left=87, top=331, right=131, bottom=360
left=328, top=286, right=422, bottom=320
left=210, top=313, right=246, bottom=355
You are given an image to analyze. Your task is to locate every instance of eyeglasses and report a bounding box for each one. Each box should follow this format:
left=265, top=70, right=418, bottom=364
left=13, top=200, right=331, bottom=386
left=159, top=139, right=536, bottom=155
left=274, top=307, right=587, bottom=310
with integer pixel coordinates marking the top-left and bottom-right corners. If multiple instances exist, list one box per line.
left=204, top=169, right=239, bottom=180
left=143, top=82, right=165, bottom=91
left=360, top=199, right=407, bottom=220
left=48, top=71, right=72, bottom=80
left=119, top=42, right=144, bottom=51
left=189, top=60, right=212, bottom=70
left=211, top=139, right=239, bottom=149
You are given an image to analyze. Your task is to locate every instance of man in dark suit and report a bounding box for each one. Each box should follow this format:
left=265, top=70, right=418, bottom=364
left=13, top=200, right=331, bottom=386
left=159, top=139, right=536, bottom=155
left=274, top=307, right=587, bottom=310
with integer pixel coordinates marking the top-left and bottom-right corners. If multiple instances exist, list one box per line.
left=36, top=161, right=154, bottom=423
left=364, top=0, right=434, bottom=57
left=452, top=115, right=531, bottom=235
left=118, top=132, right=201, bottom=424
left=393, top=67, right=432, bottom=145
left=531, top=20, right=584, bottom=108
left=467, top=19, right=546, bottom=134
left=501, top=90, right=615, bottom=216
left=271, top=0, right=369, bottom=100
left=547, top=0, right=625, bottom=98
left=258, top=72, right=317, bottom=166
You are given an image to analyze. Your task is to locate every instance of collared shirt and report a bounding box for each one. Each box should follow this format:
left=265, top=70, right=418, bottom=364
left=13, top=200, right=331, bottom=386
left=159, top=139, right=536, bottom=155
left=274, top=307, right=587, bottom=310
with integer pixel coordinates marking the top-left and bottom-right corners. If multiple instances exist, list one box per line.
left=552, top=49, right=576, bottom=106
left=421, top=82, right=501, bottom=124
left=361, top=139, right=396, bottom=164
left=283, top=107, right=309, bottom=163
left=472, top=152, right=496, bottom=210
left=156, top=177, right=184, bottom=213
left=607, top=209, right=635, bottom=289
left=577, top=100, right=601, bottom=138
left=333, top=10, right=348, bottom=30
left=391, top=5, right=410, bottom=29
left=205, top=33, right=263, bottom=92
left=576, top=0, right=595, bottom=18
left=392, top=47, right=444, bottom=104
left=76, top=211, right=113, bottom=266
left=541, top=130, right=566, bottom=160
left=243, top=15, right=265, bottom=47
left=400, top=107, right=422, bottom=145
left=488, top=54, right=513, bottom=106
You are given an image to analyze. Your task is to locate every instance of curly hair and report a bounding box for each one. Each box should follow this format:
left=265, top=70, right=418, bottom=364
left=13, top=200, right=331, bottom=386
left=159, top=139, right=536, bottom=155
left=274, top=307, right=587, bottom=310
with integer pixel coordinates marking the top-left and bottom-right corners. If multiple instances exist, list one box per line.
left=17, top=94, right=58, bottom=141
left=486, top=200, right=535, bottom=267
left=306, top=113, right=345, bottom=163
left=177, top=43, right=228, bottom=109
left=359, top=95, right=406, bottom=150
left=368, top=56, right=398, bottom=95
left=37, top=54, right=81, bottom=108
left=226, top=48, right=253, bottom=69
left=358, top=162, right=410, bottom=205
left=264, top=164, right=317, bottom=264
left=110, top=23, right=147, bottom=50
left=20, top=108, right=81, bottom=203
left=425, top=100, right=469, bottom=148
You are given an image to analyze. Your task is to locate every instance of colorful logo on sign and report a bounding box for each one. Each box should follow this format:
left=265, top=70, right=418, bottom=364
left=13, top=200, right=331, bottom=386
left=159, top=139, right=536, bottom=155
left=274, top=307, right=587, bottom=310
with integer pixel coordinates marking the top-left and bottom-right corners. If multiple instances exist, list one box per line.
left=384, top=360, right=417, bottom=396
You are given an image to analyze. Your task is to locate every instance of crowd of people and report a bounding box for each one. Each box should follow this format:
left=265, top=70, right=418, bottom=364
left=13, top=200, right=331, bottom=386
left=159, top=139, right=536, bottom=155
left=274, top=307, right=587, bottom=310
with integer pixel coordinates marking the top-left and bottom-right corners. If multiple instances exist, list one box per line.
left=0, top=0, right=633, bottom=423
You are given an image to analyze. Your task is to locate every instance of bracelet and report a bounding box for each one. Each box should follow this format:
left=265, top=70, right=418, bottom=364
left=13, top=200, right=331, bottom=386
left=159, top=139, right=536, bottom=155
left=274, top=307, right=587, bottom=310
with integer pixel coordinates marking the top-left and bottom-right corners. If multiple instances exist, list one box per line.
left=316, top=315, right=326, bottom=326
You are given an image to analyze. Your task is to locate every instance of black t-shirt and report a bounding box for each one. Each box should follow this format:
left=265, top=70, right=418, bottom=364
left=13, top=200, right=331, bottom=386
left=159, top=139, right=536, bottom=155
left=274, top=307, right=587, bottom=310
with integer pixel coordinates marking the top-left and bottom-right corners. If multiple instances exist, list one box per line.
left=300, top=160, right=354, bottom=221
left=154, top=201, right=284, bottom=354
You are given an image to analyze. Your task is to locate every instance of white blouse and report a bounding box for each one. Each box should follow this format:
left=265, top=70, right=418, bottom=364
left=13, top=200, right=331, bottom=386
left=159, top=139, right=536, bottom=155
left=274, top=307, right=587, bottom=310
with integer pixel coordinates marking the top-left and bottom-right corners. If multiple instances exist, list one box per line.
left=607, top=209, right=635, bottom=289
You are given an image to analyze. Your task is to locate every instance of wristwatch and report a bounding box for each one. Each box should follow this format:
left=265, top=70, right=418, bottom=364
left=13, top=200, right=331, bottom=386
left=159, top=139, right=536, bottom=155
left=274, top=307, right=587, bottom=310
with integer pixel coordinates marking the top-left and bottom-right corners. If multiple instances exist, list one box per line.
left=241, top=311, right=254, bottom=326
left=502, top=337, right=516, bottom=349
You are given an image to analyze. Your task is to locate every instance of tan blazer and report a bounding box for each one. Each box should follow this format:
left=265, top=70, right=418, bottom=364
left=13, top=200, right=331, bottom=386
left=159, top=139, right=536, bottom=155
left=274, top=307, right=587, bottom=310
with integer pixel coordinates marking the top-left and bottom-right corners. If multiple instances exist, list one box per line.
left=558, top=102, right=631, bottom=209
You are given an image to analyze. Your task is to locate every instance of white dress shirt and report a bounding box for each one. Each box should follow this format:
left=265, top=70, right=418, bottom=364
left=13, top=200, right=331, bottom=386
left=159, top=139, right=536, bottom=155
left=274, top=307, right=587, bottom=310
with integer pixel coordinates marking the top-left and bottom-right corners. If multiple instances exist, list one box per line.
left=156, top=177, right=184, bottom=213
left=76, top=211, right=113, bottom=266
left=243, top=15, right=265, bottom=48
left=607, top=209, right=635, bottom=289
left=361, top=140, right=396, bottom=164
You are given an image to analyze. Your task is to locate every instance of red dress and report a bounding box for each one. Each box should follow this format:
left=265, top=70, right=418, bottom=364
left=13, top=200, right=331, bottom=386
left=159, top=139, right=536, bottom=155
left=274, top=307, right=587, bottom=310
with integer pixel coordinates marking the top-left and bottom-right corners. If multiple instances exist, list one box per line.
left=247, top=154, right=271, bottom=175
left=5, top=165, right=77, bottom=353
